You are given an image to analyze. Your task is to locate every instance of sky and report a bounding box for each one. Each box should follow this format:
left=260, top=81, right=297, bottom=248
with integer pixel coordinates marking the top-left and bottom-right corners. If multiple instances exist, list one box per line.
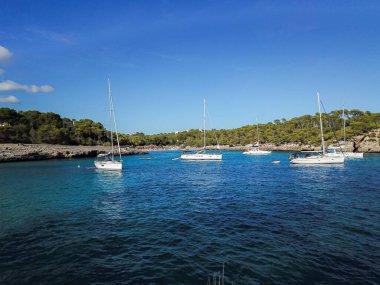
left=0, top=0, right=379, bottom=134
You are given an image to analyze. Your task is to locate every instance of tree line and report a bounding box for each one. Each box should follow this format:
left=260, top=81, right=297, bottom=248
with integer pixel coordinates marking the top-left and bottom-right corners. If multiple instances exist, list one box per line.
left=0, top=108, right=108, bottom=145
left=0, top=107, right=378, bottom=146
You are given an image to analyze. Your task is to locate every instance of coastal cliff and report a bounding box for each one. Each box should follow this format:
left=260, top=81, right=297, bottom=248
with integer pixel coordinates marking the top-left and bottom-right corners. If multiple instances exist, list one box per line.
left=0, top=144, right=147, bottom=163
left=354, top=128, right=380, bottom=153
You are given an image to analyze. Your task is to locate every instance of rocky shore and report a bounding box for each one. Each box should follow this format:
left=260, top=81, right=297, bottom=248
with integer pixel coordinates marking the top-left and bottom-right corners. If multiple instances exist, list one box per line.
left=350, top=128, right=380, bottom=153
left=146, top=128, right=380, bottom=153
left=226, top=129, right=379, bottom=153
left=1, top=129, right=378, bottom=162
left=0, top=144, right=147, bottom=163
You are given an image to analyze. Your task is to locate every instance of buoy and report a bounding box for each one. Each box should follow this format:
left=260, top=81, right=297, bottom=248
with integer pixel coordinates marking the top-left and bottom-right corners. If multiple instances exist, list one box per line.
left=77, top=165, right=80, bottom=168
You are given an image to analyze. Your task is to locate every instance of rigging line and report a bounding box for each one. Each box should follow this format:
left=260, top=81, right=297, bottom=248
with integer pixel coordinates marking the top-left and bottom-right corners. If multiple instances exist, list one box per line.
left=108, top=78, right=122, bottom=160
left=206, top=107, right=221, bottom=151
left=108, top=78, right=114, bottom=159
left=110, top=87, right=122, bottom=160
left=320, top=100, right=344, bottom=153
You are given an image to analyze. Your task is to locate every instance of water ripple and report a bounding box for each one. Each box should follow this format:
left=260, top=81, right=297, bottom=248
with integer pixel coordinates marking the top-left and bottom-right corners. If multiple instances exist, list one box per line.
left=1, top=152, right=380, bottom=284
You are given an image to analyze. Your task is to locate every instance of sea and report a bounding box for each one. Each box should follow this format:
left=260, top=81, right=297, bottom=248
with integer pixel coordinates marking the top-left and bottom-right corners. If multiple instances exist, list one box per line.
left=0, top=151, right=379, bottom=284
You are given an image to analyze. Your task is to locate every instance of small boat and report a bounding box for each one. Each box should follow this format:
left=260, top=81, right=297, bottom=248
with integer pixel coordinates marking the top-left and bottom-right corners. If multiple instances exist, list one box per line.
left=337, top=107, right=364, bottom=158
left=243, top=148, right=272, bottom=155
left=321, top=107, right=363, bottom=159
left=342, top=151, right=364, bottom=158
left=95, top=152, right=122, bottom=170
left=272, top=160, right=281, bottom=164
left=326, top=146, right=363, bottom=158
left=243, top=121, right=271, bottom=155
left=325, top=147, right=344, bottom=158
left=290, top=151, right=344, bottom=164
left=180, top=150, right=222, bottom=161
left=94, top=79, right=123, bottom=170
left=179, top=99, right=222, bottom=161
left=290, top=92, right=344, bottom=165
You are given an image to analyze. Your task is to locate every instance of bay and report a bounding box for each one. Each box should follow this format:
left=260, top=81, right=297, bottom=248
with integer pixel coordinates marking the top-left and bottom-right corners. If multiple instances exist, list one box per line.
left=0, top=151, right=379, bottom=284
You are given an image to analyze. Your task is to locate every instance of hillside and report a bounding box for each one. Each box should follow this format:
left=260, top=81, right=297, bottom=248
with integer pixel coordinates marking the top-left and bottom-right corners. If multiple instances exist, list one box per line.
left=0, top=108, right=379, bottom=149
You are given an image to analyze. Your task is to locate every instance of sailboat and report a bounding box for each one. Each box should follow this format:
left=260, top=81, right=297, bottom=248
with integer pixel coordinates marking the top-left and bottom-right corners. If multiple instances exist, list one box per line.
left=290, top=92, right=344, bottom=164
left=243, top=121, right=271, bottom=155
left=94, top=79, right=123, bottom=170
left=180, top=99, right=222, bottom=161
left=332, top=107, right=363, bottom=158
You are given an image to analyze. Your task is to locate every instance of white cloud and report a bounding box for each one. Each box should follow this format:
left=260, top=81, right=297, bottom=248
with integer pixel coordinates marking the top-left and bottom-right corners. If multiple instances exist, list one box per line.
left=0, top=95, right=20, bottom=103
left=0, top=46, right=54, bottom=97
left=0, top=80, right=54, bottom=93
left=0, top=46, right=13, bottom=63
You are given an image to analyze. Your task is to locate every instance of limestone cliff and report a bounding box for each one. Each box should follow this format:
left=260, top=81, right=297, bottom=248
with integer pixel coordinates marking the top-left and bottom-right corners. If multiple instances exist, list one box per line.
left=355, top=128, right=380, bottom=153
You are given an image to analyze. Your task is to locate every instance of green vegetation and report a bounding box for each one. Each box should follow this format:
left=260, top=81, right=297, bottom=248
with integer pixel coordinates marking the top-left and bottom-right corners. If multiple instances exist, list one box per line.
left=0, top=107, right=379, bottom=146
left=0, top=108, right=108, bottom=145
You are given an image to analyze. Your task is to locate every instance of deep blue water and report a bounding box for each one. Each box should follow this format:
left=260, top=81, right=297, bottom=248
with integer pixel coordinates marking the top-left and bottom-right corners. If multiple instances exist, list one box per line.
left=0, top=151, right=379, bottom=285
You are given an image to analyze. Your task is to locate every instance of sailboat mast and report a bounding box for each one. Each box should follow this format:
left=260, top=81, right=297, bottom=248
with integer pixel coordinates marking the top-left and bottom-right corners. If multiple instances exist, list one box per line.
left=317, top=92, right=325, bottom=155
left=343, top=105, right=346, bottom=144
left=108, top=78, right=122, bottom=160
left=108, top=78, right=114, bottom=159
left=203, top=98, right=206, bottom=150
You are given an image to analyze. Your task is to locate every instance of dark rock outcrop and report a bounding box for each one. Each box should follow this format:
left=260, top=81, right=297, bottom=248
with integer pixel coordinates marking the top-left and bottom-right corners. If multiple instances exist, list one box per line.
left=0, top=144, right=147, bottom=163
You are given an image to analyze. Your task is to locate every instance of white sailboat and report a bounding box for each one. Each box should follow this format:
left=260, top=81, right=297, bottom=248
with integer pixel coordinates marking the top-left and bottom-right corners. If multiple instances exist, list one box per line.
left=243, top=121, right=271, bottom=155
left=94, top=79, right=123, bottom=170
left=180, top=99, right=222, bottom=161
left=291, top=92, right=344, bottom=164
left=337, top=107, right=363, bottom=158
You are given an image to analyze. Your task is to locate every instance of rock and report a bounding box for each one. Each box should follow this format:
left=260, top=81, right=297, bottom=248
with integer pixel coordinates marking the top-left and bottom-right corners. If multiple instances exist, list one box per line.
left=355, top=128, right=380, bottom=153
left=0, top=144, right=148, bottom=163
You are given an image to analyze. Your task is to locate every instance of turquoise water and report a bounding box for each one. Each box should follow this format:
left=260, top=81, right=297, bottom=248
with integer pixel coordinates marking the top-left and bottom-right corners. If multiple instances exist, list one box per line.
left=1, top=151, right=379, bottom=284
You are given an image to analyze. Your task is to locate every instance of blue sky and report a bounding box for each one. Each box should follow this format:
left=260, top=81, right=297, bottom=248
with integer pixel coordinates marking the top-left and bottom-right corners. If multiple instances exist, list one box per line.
left=0, top=0, right=379, bottom=134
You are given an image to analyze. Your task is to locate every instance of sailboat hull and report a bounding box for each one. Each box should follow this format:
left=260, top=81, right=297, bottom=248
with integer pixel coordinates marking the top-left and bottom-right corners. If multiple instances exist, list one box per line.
left=343, top=152, right=364, bottom=158
left=243, top=150, right=271, bottom=155
left=291, top=156, right=344, bottom=164
left=180, top=153, right=222, bottom=161
left=94, top=160, right=123, bottom=170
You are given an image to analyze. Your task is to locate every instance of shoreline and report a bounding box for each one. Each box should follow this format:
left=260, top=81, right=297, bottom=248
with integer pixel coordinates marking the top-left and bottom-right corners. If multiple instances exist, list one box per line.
left=143, top=143, right=380, bottom=153
left=145, top=128, right=380, bottom=153
left=0, top=144, right=147, bottom=163
left=2, top=128, right=379, bottom=163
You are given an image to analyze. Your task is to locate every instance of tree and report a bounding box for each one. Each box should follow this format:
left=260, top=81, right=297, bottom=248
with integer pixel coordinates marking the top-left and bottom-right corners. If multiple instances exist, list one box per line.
left=0, top=107, right=378, bottom=147
left=0, top=108, right=20, bottom=125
